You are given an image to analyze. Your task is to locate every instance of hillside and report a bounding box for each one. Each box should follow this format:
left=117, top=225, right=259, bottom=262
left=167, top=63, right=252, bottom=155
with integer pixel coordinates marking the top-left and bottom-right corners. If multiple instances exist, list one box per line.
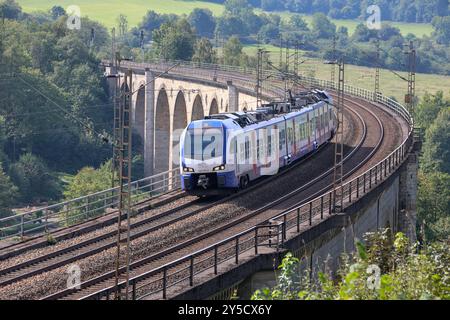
left=18, top=0, right=434, bottom=37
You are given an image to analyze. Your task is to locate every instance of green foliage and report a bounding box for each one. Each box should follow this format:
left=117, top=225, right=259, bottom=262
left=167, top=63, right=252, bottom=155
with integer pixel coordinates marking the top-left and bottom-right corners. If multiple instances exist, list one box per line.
left=188, top=8, right=216, bottom=37
left=415, top=91, right=448, bottom=130
left=0, top=164, right=18, bottom=219
left=421, top=107, right=450, bottom=174
left=8, top=153, right=61, bottom=203
left=192, top=37, right=217, bottom=64
left=63, top=160, right=112, bottom=201
left=311, top=13, right=336, bottom=39
left=0, top=0, right=22, bottom=19
left=252, top=231, right=450, bottom=300
left=222, top=36, right=248, bottom=66
left=432, top=16, right=450, bottom=45
left=152, top=18, right=196, bottom=60
left=418, top=171, right=450, bottom=241
left=62, top=160, right=112, bottom=226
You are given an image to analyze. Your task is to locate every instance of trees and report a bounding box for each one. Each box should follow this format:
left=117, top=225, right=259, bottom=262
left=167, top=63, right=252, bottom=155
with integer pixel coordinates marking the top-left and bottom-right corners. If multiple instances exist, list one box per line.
left=421, top=107, right=450, bottom=174
left=311, top=13, right=336, bottom=39
left=64, top=161, right=112, bottom=201
left=432, top=16, right=450, bottom=45
left=0, top=0, right=21, bottom=20
left=8, top=153, right=61, bottom=203
left=63, top=161, right=112, bottom=225
left=152, top=18, right=196, bottom=61
left=192, top=38, right=217, bottom=64
left=222, top=36, right=248, bottom=66
left=418, top=171, right=450, bottom=241
left=0, top=164, right=18, bottom=219
left=415, top=91, right=447, bottom=130
left=188, top=8, right=216, bottom=37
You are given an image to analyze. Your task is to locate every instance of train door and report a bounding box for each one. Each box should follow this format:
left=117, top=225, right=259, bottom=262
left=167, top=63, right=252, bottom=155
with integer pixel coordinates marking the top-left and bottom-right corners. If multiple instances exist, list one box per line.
left=278, top=122, right=287, bottom=167
left=320, top=105, right=326, bottom=144
left=315, top=107, right=321, bottom=146
left=286, top=118, right=294, bottom=163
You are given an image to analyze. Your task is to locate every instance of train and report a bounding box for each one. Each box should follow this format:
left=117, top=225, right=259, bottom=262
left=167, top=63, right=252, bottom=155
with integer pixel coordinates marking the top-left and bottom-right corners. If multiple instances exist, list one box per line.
left=179, top=90, right=337, bottom=196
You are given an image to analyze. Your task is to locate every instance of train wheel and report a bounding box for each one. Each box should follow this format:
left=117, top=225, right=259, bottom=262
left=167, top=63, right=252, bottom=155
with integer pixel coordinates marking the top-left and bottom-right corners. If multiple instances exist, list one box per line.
left=239, top=176, right=249, bottom=190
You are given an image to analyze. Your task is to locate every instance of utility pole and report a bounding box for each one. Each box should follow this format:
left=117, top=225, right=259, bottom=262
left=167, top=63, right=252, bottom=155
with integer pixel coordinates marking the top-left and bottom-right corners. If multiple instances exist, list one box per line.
left=331, top=35, right=337, bottom=89
left=279, top=35, right=283, bottom=70
left=333, top=59, right=345, bottom=213
left=404, top=41, right=416, bottom=117
left=114, top=69, right=133, bottom=300
left=112, top=28, right=120, bottom=190
left=284, top=39, right=290, bottom=100
left=374, top=37, right=381, bottom=102
left=293, top=41, right=300, bottom=94
left=256, top=48, right=265, bottom=108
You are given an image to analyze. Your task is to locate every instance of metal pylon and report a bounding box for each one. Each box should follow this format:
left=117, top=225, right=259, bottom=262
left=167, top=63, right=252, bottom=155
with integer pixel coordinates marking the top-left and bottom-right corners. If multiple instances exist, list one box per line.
left=331, top=35, right=336, bottom=89
left=374, top=37, right=380, bottom=102
left=114, top=69, right=133, bottom=300
left=333, top=59, right=345, bottom=213
left=405, top=41, right=416, bottom=117
left=256, top=49, right=263, bottom=108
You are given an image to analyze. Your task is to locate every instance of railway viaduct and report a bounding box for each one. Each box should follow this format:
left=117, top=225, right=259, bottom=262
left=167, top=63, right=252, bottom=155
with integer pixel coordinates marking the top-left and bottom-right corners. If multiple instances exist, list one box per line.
left=105, top=61, right=420, bottom=300
left=104, top=62, right=259, bottom=177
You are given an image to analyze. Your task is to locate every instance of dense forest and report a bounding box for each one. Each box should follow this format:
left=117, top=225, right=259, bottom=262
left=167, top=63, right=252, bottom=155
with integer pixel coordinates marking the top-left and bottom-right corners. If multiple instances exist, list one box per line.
left=0, top=1, right=113, bottom=218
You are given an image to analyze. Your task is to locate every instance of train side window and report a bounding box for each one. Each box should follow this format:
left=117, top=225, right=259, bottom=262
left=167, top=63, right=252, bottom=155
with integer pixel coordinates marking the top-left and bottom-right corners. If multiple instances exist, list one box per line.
left=267, top=134, right=272, bottom=157
left=279, top=129, right=285, bottom=151
left=239, top=142, right=244, bottom=161
left=229, top=137, right=236, bottom=155
left=288, top=127, right=293, bottom=142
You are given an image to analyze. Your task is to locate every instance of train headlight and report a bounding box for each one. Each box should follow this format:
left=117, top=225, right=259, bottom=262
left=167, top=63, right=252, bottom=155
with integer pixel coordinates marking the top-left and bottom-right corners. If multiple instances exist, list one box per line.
left=213, top=165, right=226, bottom=171
left=183, top=167, right=194, bottom=173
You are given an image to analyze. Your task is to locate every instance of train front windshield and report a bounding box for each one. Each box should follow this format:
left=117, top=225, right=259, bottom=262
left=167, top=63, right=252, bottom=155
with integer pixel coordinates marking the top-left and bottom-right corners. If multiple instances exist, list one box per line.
left=184, top=127, right=224, bottom=161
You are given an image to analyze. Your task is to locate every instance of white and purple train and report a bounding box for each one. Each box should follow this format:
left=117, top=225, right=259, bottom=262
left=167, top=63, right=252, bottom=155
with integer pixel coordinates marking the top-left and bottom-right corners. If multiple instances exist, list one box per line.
left=180, top=90, right=336, bottom=196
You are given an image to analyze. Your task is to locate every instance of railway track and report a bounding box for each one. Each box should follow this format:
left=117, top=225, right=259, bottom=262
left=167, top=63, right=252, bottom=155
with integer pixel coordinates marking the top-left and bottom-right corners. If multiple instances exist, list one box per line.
left=0, top=106, right=349, bottom=291
left=38, top=98, right=386, bottom=300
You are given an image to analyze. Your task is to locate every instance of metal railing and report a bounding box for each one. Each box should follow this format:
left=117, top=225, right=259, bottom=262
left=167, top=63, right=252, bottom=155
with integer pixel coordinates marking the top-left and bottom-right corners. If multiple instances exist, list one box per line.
left=0, top=169, right=180, bottom=241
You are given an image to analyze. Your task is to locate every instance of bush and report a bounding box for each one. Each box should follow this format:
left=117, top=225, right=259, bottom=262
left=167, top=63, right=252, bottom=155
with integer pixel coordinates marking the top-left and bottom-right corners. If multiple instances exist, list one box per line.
left=8, top=153, right=61, bottom=203
left=252, top=231, right=450, bottom=300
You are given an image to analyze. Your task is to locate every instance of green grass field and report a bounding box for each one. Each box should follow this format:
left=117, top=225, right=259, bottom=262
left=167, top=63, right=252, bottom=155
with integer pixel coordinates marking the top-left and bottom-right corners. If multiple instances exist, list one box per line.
left=17, top=0, right=225, bottom=28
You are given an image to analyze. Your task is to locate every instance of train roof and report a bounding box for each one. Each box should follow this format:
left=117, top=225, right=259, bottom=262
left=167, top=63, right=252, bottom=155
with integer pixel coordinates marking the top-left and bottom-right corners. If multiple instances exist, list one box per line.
left=187, top=90, right=331, bottom=131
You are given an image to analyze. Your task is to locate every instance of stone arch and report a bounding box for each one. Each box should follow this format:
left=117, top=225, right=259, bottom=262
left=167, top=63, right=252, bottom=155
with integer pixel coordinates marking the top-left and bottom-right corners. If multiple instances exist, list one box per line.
left=155, top=88, right=170, bottom=175
left=191, top=94, right=204, bottom=121
left=134, top=85, right=146, bottom=153
left=209, top=98, right=219, bottom=116
left=172, top=91, right=188, bottom=165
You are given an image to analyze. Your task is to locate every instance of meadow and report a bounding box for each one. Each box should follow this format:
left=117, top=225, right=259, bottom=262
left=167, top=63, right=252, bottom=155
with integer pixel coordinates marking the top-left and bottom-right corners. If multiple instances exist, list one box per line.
left=17, top=0, right=225, bottom=28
